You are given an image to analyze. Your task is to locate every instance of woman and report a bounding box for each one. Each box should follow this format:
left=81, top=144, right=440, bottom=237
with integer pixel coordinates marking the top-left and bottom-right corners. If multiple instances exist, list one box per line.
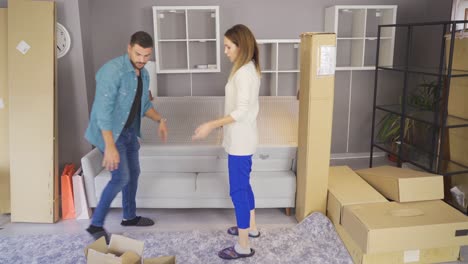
left=192, top=24, right=261, bottom=260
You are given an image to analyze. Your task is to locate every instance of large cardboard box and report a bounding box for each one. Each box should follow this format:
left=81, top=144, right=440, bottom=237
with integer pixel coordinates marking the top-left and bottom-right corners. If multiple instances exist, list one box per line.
left=296, top=32, right=336, bottom=221
left=446, top=34, right=468, bottom=120
left=448, top=127, right=468, bottom=167
left=445, top=35, right=468, bottom=212
left=0, top=8, right=10, bottom=214
left=327, top=166, right=388, bottom=225
left=355, top=166, right=444, bottom=202
left=85, top=235, right=176, bottom=264
left=334, top=223, right=460, bottom=264
left=8, top=0, right=59, bottom=222
left=341, top=200, right=468, bottom=254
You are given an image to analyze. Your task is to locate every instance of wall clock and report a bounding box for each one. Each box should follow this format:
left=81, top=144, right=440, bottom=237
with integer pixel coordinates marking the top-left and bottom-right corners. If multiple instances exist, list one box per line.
left=56, top=22, right=71, bottom=58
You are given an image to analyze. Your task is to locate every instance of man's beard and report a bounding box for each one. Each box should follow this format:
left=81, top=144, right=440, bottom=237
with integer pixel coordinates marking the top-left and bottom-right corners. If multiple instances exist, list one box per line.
left=131, top=60, right=145, bottom=69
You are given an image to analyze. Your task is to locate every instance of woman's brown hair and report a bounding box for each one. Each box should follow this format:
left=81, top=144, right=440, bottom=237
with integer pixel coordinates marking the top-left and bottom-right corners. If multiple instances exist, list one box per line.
left=224, top=24, right=261, bottom=79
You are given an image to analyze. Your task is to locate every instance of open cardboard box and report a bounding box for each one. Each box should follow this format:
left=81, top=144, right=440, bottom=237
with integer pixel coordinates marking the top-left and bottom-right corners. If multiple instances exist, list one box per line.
left=84, top=234, right=176, bottom=264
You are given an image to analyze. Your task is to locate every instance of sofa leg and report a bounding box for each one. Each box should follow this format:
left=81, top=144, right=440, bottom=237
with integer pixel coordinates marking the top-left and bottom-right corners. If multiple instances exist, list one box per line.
left=285, top=208, right=291, bottom=216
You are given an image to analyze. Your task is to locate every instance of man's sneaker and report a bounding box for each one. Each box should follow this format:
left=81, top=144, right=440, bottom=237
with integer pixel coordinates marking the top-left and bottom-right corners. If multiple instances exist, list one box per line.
left=121, top=216, right=154, bottom=226
left=86, top=225, right=110, bottom=244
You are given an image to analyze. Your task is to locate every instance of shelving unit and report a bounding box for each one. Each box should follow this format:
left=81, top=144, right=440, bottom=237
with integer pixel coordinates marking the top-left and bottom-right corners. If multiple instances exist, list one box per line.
left=257, top=39, right=300, bottom=96
left=325, top=5, right=397, bottom=70
left=369, top=21, right=468, bottom=214
left=152, top=6, right=220, bottom=73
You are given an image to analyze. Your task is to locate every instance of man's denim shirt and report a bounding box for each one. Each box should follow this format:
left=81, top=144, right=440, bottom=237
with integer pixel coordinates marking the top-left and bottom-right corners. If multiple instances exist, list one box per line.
left=85, top=54, right=152, bottom=151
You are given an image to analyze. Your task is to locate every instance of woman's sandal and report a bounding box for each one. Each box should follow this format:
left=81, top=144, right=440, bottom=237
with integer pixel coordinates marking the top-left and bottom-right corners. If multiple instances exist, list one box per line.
left=227, top=226, right=261, bottom=238
left=218, top=246, right=255, bottom=260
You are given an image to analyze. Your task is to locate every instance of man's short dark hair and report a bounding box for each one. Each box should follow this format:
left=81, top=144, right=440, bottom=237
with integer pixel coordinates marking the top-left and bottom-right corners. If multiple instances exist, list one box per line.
left=130, top=31, right=153, bottom=48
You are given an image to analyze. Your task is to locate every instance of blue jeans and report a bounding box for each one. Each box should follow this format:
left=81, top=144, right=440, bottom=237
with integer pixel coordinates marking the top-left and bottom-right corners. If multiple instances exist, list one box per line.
left=228, top=154, right=255, bottom=229
left=91, top=126, right=140, bottom=227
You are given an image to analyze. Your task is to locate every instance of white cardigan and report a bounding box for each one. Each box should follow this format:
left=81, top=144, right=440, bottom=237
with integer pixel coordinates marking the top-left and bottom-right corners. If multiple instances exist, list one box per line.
left=223, top=61, right=260, bottom=155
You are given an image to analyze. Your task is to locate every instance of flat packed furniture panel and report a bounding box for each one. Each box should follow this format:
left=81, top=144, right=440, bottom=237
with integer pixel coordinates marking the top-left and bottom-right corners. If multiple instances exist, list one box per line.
left=0, top=8, right=10, bottom=214
left=8, top=0, right=58, bottom=223
left=296, top=33, right=336, bottom=221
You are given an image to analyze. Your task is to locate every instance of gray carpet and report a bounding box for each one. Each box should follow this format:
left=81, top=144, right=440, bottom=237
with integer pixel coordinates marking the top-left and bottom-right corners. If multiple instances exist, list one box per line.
left=0, top=212, right=352, bottom=264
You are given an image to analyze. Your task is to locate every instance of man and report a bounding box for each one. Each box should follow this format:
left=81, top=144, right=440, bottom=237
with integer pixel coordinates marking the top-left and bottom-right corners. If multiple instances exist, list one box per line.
left=85, top=31, right=167, bottom=241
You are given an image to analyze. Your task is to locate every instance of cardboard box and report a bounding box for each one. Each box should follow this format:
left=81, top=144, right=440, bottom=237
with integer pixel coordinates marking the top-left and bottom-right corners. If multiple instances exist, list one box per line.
left=341, top=200, right=468, bottom=254
left=446, top=35, right=468, bottom=120
left=448, top=127, right=468, bottom=168
left=295, top=32, right=336, bottom=221
left=355, top=166, right=444, bottom=202
left=0, top=8, right=10, bottom=214
left=144, top=256, right=177, bottom=264
left=327, top=166, right=388, bottom=225
left=85, top=234, right=176, bottom=264
left=334, top=223, right=460, bottom=264
left=8, top=0, right=59, bottom=223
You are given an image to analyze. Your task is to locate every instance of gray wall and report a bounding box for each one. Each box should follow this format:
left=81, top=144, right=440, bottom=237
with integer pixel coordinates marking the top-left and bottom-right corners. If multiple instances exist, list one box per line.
left=55, top=0, right=92, bottom=168
left=86, top=0, right=451, bottom=155
left=1, top=0, right=452, bottom=166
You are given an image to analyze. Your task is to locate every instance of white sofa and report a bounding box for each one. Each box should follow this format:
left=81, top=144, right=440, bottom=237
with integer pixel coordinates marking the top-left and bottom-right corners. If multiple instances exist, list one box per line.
left=81, top=97, right=298, bottom=211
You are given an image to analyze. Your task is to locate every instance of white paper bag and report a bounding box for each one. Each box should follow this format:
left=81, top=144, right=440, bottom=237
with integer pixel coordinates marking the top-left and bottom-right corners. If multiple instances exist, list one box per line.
left=72, top=168, right=92, bottom=219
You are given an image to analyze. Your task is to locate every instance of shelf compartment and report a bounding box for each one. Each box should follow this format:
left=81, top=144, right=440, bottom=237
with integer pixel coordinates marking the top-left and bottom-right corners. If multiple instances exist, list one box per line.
left=158, top=41, right=188, bottom=71
left=376, top=104, right=468, bottom=128
left=366, top=8, right=396, bottom=38
left=443, top=161, right=468, bottom=177
left=277, top=72, right=299, bottom=96
left=156, top=9, right=187, bottom=40
left=189, top=41, right=217, bottom=70
left=373, top=139, right=468, bottom=177
left=337, top=8, right=365, bottom=38
left=443, top=173, right=468, bottom=215
left=337, top=39, right=364, bottom=67
left=278, top=43, right=299, bottom=71
left=326, top=5, right=397, bottom=70
left=448, top=76, right=468, bottom=120
left=258, top=43, right=276, bottom=71
left=373, top=141, right=435, bottom=172
left=153, top=6, right=219, bottom=74
left=364, top=39, right=377, bottom=67
left=365, top=39, right=394, bottom=67
left=447, top=127, right=468, bottom=175
left=187, top=9, right=216, bottom=39
left=260, top=72, right=276, bottom=96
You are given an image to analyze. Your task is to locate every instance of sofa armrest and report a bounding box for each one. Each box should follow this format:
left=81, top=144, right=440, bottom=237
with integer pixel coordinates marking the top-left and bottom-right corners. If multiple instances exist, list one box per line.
left=81, top=148, right=103, bottom=207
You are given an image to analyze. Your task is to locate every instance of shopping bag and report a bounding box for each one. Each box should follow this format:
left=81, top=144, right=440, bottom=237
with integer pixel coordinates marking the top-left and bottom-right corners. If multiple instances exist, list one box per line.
left=61, top=163, right=76, bottom=219
left=72, top=167, right=92, bottom=219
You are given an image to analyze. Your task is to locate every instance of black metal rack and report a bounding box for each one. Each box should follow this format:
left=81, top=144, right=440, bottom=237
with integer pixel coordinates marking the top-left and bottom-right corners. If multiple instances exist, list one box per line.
left=369, top=21, right=468, bottom=214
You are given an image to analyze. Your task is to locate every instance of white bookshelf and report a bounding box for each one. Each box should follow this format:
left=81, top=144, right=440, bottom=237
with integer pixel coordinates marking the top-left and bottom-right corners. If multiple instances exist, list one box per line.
left=258, top=39, right=300, bottom=96
left=152, top=6, right=220, bottom=73
left=325, top=5, right=397, bottom=70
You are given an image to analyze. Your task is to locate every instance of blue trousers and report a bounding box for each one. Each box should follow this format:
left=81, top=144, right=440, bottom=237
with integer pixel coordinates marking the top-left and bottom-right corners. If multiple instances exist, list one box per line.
left=91, top=126, right=140, bottom=227
left=228, top=154, right=255, bottom=229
